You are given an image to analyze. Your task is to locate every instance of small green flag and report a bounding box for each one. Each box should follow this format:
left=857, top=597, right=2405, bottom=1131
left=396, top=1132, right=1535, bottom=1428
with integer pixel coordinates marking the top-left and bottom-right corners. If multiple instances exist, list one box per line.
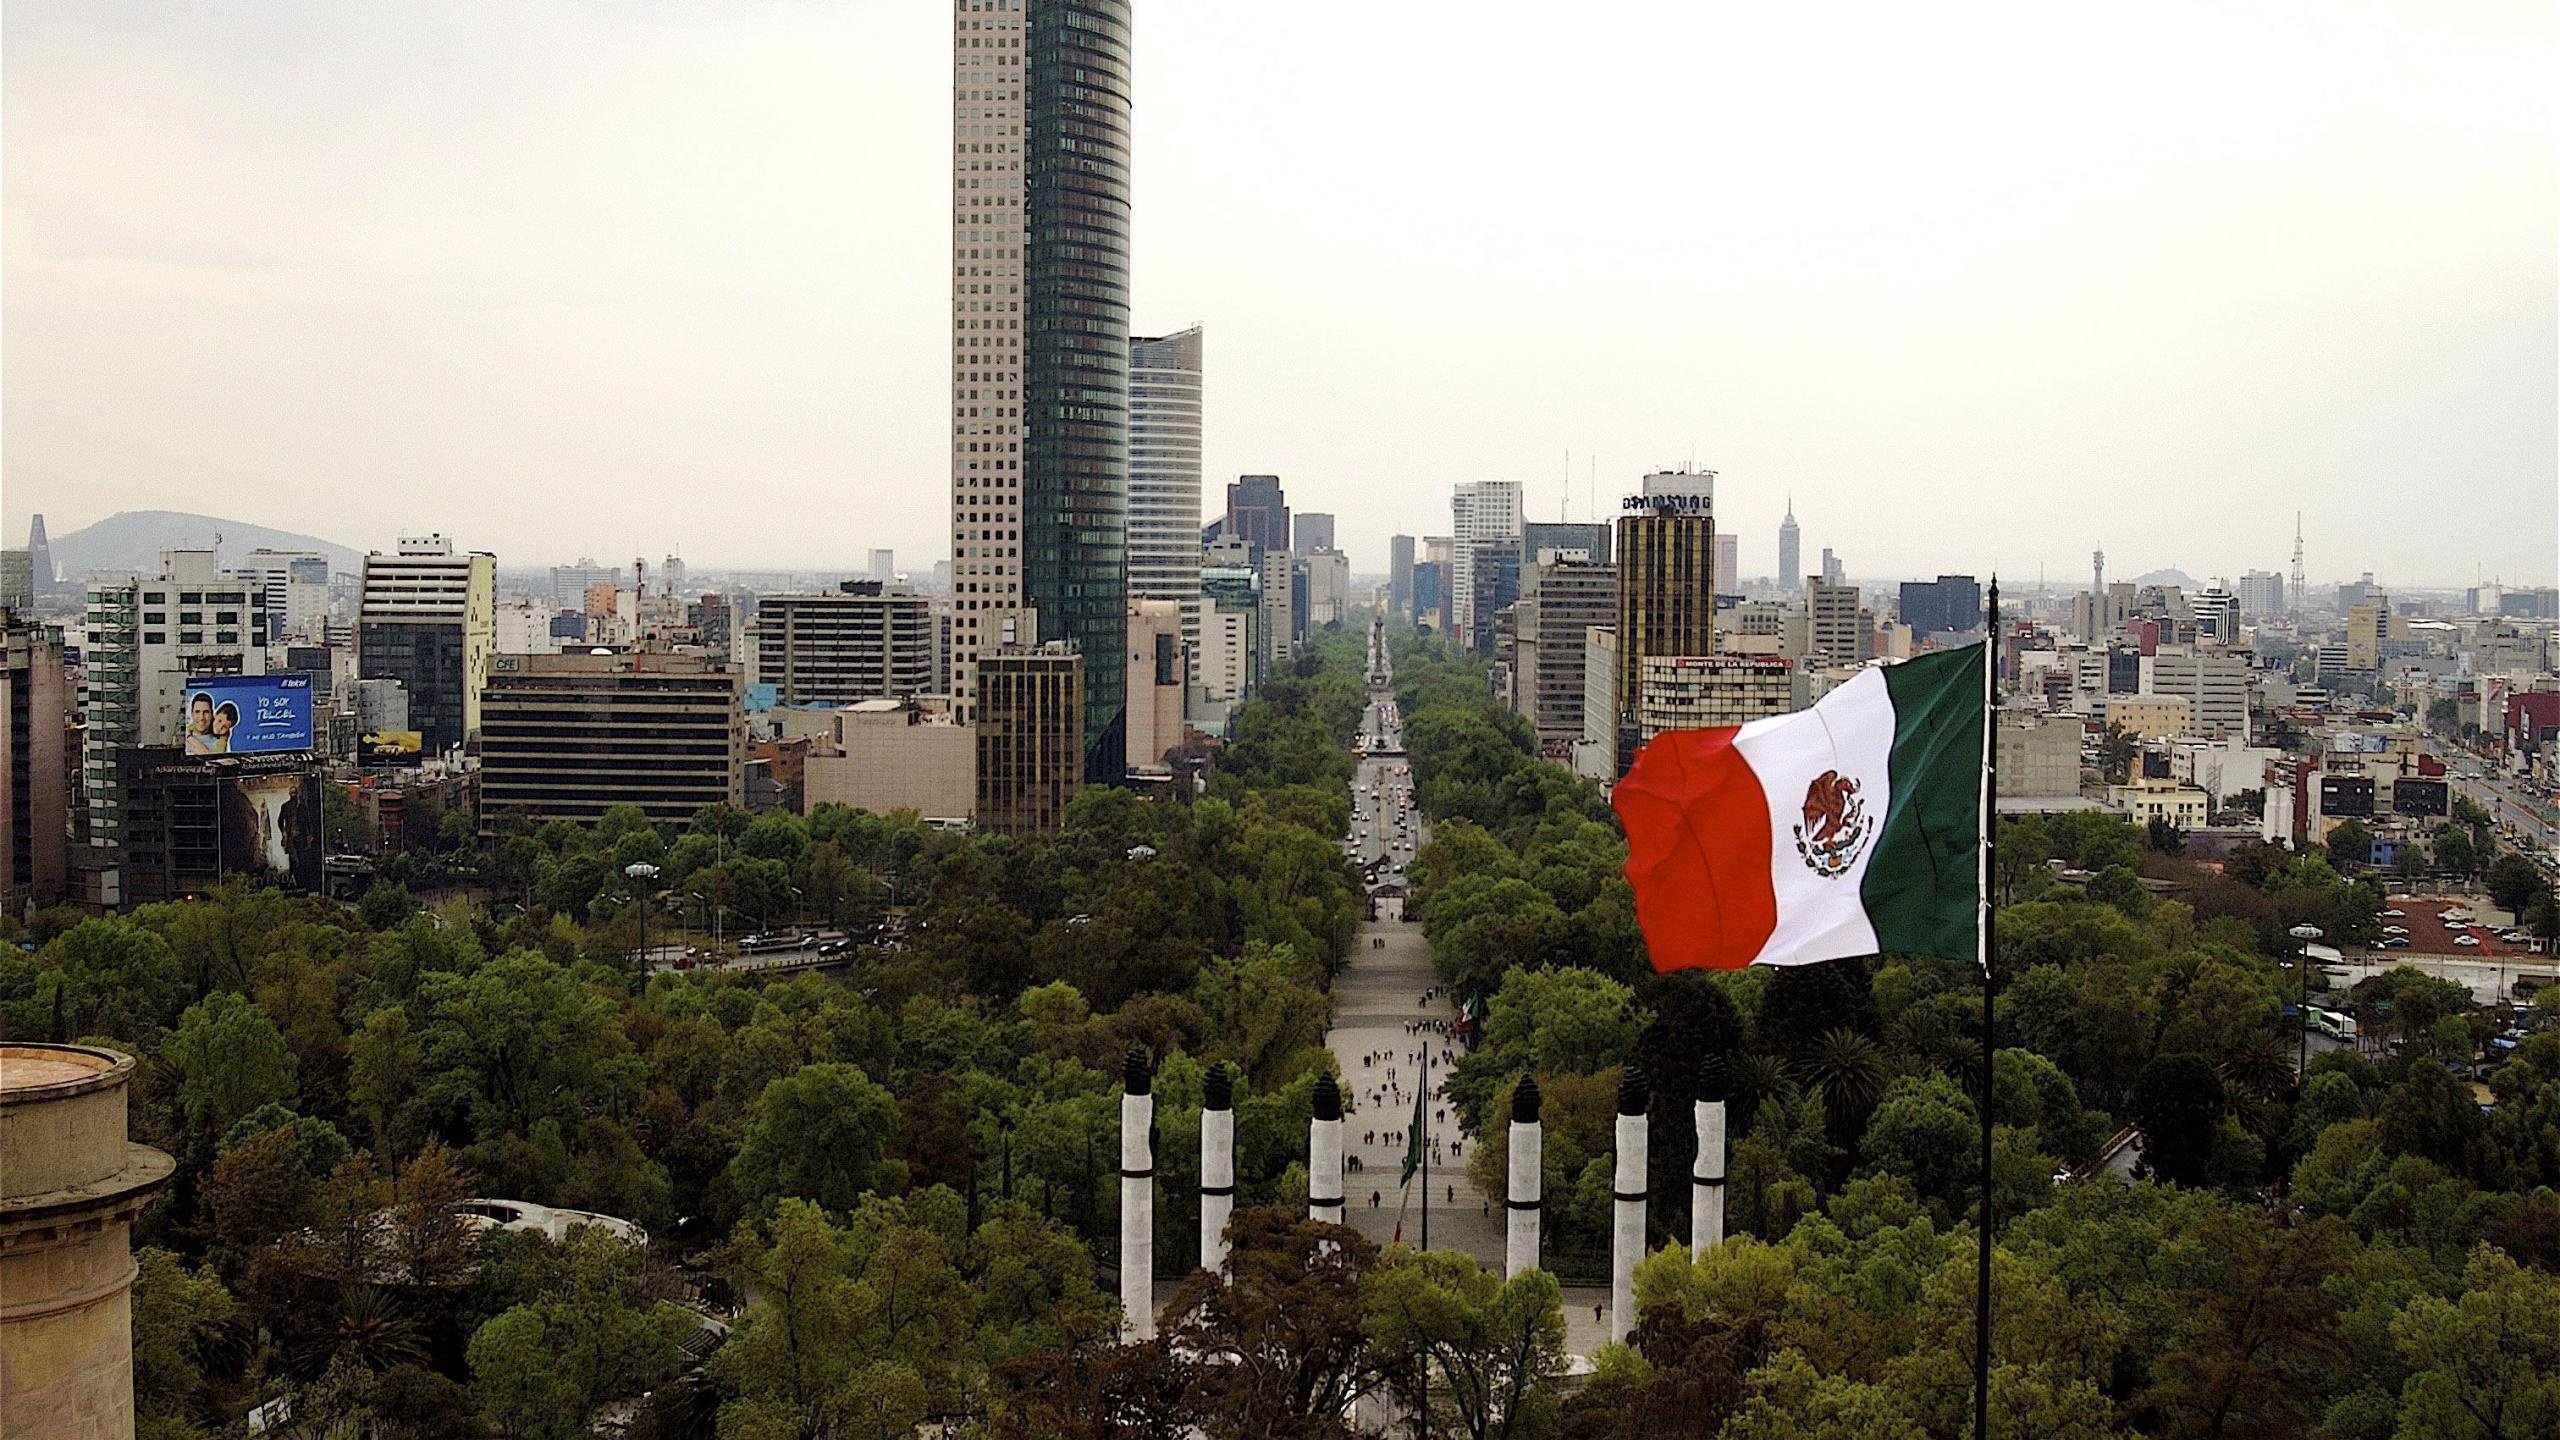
left=1399, top=1083, right=1427, bottom=1188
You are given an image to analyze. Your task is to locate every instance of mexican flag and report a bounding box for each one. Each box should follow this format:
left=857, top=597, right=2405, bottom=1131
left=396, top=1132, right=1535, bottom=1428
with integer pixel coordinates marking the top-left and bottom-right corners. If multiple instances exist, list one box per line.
left=1612, top=644, right=1987, bottom=971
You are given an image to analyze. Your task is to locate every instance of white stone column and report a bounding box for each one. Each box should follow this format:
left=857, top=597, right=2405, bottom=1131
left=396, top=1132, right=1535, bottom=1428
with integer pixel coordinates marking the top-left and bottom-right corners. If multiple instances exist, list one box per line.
left=1692, top=1060, right=1726, bottom=1258
left=1505, top=1075, right=1543, bottom=1280
left=1201, top=1062, right=1236, bottom=1274
left=1610, top=1071, right=1649, bottom=1346
left=1309, top=1072, right=1345, bottom=1227
left=1119, top=1049, right=1155, bottom=1342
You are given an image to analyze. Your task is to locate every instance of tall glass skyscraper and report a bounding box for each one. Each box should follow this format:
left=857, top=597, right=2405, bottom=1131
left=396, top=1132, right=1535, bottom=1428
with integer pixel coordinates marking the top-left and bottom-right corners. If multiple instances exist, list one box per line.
left=947, top=0, right=1133, bottom=780
left=1129, top=326, right=1203, bottom=684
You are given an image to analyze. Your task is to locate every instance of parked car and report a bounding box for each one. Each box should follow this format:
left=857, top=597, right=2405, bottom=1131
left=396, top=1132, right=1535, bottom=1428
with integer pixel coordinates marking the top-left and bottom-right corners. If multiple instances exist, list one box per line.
left=2381, top=908, right=2406, bottom=918
left=2455, top=935, right=2481, bottom=946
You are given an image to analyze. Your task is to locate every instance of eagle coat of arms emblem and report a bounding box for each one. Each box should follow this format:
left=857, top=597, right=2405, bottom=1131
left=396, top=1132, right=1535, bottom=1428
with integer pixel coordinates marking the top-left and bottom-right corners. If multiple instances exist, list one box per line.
left=1791, top=770, right=1874, bottom=878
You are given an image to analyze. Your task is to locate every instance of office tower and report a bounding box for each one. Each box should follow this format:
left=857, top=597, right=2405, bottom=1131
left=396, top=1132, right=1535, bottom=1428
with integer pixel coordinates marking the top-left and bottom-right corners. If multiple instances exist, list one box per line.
left=550, top=560, right=621, bottom=614
left=1807, top=577, right=1864, bottom=664
left=2235, top=569, right=2284, bottom=620
left=4, top=616, right=71, bottom=909
left=1451, top=481, right=1525, bottom=645
left=1259, top=548, right=1295, bottom=669
left=1410, top=561, right=1448, bottom=634
left=241, top=549, right=333, bottom=645
left=1226, top=475, right=1290, bottom=559
left=1389, top=535, right=1416, bottom=622
left=945, top=0, right=1133, bottom=785
left=2345, top=598, right=2388, bottom=670
left=1714, top=532, right=1738, bottom=596
left=1820, top=548, right=1844, bottom=587
left=747, top=582, right=935, bottom=705
left=1522, top=520, right=1610, bottom=568
left=1637, top=654, right=1803, bottom=735
left=2138, top=650, right=2250, bottom=739
left=1124, top=597, right=1185, bottom=774
left=358, top=535, right=496, bottom=753
left=975, top=642, right=1084, bottom=837
left=1613, top=471, right=1718, bottom=738
left=1292, top=513, right=1336, bottom=555
left=79, top=551, right=274, bottom=851
left=25, top=514, right=56, bottom=599
left=869, top=549, right=898, bottom=584
left=1513, top=557, right=1617, bottom=745
left=663, top=555, right=688, bottom=594
left=1129, top=327, right=1205, bottom=682
left=1776, top=500, right=1800, bottom=596
left=479, top=652, right=743, bottom=827
left=0, top=552, right=31, bottom=613
left=1896, top=574, right=1983, bottom=638
left=1302, top=550, right=1350, bottom=630
left=2191, top=588, right=2238, bottom=645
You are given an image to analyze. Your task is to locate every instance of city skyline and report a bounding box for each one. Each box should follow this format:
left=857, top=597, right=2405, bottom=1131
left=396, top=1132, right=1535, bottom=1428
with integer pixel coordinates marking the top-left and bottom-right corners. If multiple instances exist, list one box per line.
left=3, top=0, right=2552, bottom=588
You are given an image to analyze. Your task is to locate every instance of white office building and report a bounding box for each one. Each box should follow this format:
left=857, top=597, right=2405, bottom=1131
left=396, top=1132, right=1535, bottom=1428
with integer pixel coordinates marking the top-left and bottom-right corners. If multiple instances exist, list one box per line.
left=1450, top=480, right=1524, bottom=642
left=1129, top=326, right=1204, bottom=684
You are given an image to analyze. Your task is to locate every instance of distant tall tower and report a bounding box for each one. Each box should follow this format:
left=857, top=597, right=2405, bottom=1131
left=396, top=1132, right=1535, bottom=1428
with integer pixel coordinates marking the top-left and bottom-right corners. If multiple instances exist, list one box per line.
left=1776, top=498, right=1801, bottom=593
left=24, top=515, right=54, bottom=599
left=943, top=0, right=1134, bottom=780
left=1128, top=326, right=1205, bottom=681
left=2092, top=548, right=2105, bottom=597
left=2289, top=514, right=2305, bottom=619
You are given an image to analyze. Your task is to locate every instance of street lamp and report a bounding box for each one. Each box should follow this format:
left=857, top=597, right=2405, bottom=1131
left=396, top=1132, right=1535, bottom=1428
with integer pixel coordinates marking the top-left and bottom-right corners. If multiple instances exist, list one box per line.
left=626, top=862, right=662, bottom=971
left=2289, top=923, right=2325, bottom=1074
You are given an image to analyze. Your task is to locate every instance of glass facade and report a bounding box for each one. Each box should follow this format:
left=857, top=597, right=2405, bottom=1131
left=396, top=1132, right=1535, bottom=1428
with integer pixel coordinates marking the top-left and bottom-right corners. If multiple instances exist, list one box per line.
left=1023, top=0, right=1133, bottom=780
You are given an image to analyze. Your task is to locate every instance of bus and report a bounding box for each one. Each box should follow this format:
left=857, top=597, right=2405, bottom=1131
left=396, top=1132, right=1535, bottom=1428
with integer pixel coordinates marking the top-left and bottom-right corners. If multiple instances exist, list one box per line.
left=2311, top=1008, right=2358, bottom=1041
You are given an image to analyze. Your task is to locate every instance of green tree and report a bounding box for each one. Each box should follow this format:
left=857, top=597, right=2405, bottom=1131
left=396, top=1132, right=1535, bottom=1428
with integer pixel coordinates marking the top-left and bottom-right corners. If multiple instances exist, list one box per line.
left=131, top=1247, right=237, bottom=1434
left=732, top=1063, right=901, bottom=1215
left=1165, top=1208, right=1382, bottom=1439
left=1857, top=1074, right=1979, bottom=1222
left=413, top=950, right=638, bottom=1139
left=165, top=991, right=299, bottom=1137
left=2134, top=1054, right=2227, bottom=1187
left=467, top=1228, right=695, bottom=1440
left=2486, top=854, right=2549, bottom=920
left=2390, top=1245, right=2560, bottom=1440
left=2327, top=818, right=2375, bottom=871
left=1364, top=1248, right=1569, bottom=1440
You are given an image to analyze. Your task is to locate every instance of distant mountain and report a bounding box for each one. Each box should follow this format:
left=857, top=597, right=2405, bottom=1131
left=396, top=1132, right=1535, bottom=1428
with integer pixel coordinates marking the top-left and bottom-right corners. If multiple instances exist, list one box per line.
left=47, top=511, right=362, bottom=581
left=2132, top=568, right=2199, bottom=591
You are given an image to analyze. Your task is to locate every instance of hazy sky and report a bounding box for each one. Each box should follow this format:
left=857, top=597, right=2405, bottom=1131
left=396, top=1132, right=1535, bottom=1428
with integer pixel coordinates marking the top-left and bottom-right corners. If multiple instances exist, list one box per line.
left=6, top=0, right=2554, bottom=589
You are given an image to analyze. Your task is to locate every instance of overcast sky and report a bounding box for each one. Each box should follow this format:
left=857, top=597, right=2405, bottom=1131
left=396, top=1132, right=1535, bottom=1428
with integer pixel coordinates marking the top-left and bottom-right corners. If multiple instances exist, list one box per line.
left=5, top=0, right=2553, bottom=589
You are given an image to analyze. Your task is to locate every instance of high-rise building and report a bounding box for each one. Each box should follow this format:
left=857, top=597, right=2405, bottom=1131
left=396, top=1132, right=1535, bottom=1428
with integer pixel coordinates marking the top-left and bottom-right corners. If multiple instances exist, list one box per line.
left=2235, top=569, right=2284, bottom=621
left=945, top=0, right=1133, bottom=783
left=1513, top=557, right=1618, bottom=746
left=4, top=616, right=71, bottom=910
left=478, top=651, right=743, bottom=828
left=25, top=514, right=56, bottom=600
left=80, top=551, right=274, bottom=851
left=1820, top=548, right=1844, bottom=587
left=1613, top=470, right=1718, bottom=737
left=1411, top=561, right=1448, bottom=634
left=747, top=582, right=936, bottom=705
left=0, top=552, right=33, bottom=614
left=1259, top=548, right=1295, bottom=670
left=1522, top=520, right=1610, bottom=568
left=1776, top=500, right=1800, bottom=596
left=2191, top=587, right=2238, bottom=645
left=1807, top=577, right=1864, bottom=664
left=1451, top=481, right=1524, bottom=646
left=2345, top=598, right=2388, bottom=671
left=1292, top=513, right=1336, bottom=555
left=1714, top=532, right=1738, bottom=596
left=2139, top=650, right=2250, bottom=739
left=1129, top=327, right=1204, bottom=683
left=241, top=549, right=333, bottom=645
left=1226, top=476, right=1290, bottom=560
left=1389, top=535, right=1416, bottom=622
left=358, top=536, right=496, bottom=754
left=1302, top=550, right=1351, bottom=630
left=1896, top=574, right=1983, bottom=638
left=551, top=559, right=622, bottom=614
left=1637, top=654, right=1803, bottom=736
left=976, top=642, right=1084, bottom=837
left=869, top=549, right=898, bottom=584
left=1124, top=597, right=1186, bottom=774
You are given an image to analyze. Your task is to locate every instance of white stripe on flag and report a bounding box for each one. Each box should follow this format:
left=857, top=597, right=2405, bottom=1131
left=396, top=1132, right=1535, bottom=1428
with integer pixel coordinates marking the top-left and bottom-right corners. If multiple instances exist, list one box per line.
left=1733, top=667, right=1897, bottom=966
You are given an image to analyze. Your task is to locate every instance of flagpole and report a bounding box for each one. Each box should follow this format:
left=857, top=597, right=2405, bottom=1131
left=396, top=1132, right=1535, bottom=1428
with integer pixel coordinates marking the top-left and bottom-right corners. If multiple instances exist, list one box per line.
left=1975, top=580, right=1999, bottom=1440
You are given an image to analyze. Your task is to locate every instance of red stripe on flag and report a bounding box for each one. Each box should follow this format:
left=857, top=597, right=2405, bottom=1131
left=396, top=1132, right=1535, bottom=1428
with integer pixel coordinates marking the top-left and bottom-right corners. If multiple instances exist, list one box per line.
left=1612, top=726, right=1780, bottom=971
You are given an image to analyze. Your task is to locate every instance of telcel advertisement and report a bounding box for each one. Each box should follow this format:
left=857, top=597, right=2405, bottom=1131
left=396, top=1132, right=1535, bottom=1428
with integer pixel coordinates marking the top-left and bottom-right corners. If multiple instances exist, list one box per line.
left=182, top=674, right=315, bottom=756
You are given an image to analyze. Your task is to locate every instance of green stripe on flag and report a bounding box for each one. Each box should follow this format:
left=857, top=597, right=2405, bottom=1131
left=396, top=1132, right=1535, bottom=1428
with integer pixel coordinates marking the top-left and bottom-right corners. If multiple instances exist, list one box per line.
left=1863, top=644, right=1986, bottom=962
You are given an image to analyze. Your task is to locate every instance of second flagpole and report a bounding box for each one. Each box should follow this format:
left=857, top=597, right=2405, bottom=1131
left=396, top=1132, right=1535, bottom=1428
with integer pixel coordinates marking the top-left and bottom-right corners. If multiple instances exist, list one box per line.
left=1975, top=580, right=2000, bottom=1440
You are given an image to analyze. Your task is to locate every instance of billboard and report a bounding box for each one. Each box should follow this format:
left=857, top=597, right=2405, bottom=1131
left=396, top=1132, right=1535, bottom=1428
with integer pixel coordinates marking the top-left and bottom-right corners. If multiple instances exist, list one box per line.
left=182, top=674, right=314, bottom=756
left=361, top=730, right=424, bottom=762
left=220, top=771, right=323, bottom=891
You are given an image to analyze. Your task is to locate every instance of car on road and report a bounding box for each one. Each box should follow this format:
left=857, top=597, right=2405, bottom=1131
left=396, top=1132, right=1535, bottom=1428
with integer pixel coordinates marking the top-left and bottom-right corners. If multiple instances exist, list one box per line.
left=2377, top=937, right=2410, bottom=949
